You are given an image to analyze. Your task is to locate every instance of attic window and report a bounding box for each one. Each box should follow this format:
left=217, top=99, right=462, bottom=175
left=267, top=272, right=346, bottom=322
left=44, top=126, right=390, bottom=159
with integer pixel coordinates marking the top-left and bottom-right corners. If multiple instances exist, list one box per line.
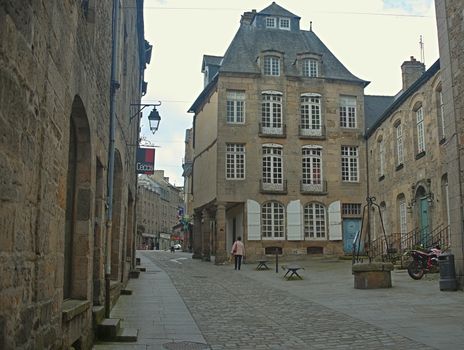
left=266, top=17, right=276, bottom=28
left=279, top=18, right=290, bottom=30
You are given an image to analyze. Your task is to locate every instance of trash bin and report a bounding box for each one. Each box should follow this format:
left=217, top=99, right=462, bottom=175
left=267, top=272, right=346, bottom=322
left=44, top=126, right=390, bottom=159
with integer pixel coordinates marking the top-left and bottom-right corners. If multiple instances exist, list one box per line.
left=438, top=253, right=457, bottom=291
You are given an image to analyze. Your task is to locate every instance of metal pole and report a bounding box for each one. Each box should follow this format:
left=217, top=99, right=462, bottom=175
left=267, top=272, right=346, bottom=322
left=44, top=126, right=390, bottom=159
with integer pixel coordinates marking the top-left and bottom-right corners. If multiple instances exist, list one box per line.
left=105, top=0, right=120, bottom=319
left=275, top=248, right=279, bottom=273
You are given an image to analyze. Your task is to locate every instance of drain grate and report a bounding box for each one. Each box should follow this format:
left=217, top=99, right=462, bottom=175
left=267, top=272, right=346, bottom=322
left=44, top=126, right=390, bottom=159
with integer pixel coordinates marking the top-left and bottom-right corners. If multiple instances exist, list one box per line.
left=163, top=341, right=210, bottom=350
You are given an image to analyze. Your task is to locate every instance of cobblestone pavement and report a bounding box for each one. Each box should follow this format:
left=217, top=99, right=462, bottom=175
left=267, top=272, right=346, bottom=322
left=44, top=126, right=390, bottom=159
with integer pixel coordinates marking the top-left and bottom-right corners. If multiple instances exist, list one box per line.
left=140, top=251, right=464, bottom=350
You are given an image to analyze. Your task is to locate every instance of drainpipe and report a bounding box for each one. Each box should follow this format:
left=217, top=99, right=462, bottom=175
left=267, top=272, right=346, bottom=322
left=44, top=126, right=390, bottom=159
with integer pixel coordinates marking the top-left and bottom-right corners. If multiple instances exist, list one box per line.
left=105, top=0, right=120, bottom=319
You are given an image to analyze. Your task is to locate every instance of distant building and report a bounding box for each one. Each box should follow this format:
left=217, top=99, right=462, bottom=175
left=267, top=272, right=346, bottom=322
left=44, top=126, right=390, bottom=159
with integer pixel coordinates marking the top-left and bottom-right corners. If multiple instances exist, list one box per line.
left=136, top=171, right=184, bottom=251
left=187, top=2, right=369, bottom=263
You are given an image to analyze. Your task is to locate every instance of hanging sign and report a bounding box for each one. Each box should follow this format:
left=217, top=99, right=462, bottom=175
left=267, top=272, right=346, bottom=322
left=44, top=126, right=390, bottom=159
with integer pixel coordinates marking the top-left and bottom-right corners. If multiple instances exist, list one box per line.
left=136, top=147, right=155, bottom=174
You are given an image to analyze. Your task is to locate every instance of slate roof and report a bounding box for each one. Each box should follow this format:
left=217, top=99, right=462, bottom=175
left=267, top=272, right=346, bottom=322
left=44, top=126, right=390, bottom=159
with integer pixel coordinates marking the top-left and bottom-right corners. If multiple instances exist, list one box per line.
left=365, top=59, right=440, bottom=138
left=202, top=55, right=223, bottom=72
left=189, top=2, right=368, bottom=113
left=364, top=95, right=395, bottom=132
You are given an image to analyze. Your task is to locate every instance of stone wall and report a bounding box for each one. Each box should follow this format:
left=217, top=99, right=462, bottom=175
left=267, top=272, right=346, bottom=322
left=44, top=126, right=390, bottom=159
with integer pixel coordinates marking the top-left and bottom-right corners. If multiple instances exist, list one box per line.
left=0, top=1, right=145, bottom=348
left=435, top=0, right=464, bottom=287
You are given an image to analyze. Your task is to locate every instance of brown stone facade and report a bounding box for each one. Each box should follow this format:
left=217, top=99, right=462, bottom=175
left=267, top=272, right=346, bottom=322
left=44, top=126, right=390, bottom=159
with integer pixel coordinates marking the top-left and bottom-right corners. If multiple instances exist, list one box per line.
left=435, top=0, right=464, bottom=287
left=0, top=1, right=148, bottom=349
left=187, top=5, right=367, bottom=263
left=366, top=59, right=448, bottom=255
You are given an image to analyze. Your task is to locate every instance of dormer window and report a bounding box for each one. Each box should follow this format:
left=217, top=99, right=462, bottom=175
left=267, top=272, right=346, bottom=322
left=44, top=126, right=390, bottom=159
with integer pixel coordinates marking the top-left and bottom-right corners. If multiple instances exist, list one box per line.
left=303, top=59, right=318, bottom=77
left=279, top=18, right=290, bottom=30
left=266, top=17, right=276, bottom=28
left=264, top=56, right=280, bottom=76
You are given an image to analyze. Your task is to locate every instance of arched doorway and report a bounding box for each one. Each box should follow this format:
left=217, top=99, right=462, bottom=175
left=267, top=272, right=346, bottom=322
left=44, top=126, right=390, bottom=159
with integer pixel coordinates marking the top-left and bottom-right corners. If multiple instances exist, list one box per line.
left=415, top=185, right=430, bottom=246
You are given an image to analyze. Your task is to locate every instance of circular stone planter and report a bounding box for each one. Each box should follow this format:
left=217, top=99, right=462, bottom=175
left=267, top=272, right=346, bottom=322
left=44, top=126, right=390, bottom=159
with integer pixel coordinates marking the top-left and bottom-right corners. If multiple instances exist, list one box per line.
left=352, top=262, right=394, bottom=289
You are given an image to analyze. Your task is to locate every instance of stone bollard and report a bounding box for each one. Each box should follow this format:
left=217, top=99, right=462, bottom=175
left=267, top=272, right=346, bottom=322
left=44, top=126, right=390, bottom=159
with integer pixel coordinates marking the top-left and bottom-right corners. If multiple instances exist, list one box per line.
left=352, top=262, right=394, bottom=289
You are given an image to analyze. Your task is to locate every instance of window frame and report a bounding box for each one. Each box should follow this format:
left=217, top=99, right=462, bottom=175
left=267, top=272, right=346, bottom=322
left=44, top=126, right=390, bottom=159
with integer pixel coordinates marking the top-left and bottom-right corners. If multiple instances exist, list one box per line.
left=225, top=143, right=245, bottom=180
left=341, top=146, right=359, bottom=182
left=279, top=17, right=290, bottom=30
left=226, top=90, right=245, bottom=124
left=265, top=17, right=276, bottom=28
left=303, top=58, right=318, bottom=77
left=415, top=105, right=425, bottom=154
left=300, top=93, right=322, bottom=136
left=395, top=122, right=404, bottom=166
left=261, top=91, right=283, bottom=134
left=263, top=55, right=280, bottom=76
left=339, top=96, right=357, bottom=129
left=262, top=144, right=283, bottom=186
left=261, top=201, right=285, bottom=239
left=304, top=202, right=326, bottom=240
left=302, top=146, right=323, bottom=189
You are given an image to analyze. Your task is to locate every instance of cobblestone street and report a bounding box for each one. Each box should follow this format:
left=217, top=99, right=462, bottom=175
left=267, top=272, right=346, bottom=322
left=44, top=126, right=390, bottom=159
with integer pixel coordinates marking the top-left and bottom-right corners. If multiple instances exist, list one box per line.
left=94, top=251, right=464, bottom=349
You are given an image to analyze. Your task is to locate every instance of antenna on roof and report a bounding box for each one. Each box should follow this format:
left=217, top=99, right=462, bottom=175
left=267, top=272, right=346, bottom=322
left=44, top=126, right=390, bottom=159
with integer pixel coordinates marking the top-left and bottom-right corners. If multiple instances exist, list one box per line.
left=419, top=35, right=425, bottom=65
left=310, top=21, right=312, bottom=31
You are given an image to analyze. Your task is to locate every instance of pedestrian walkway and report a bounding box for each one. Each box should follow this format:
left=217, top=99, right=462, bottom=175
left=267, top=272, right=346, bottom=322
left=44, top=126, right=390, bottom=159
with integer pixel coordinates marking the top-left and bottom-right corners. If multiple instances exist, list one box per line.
left=93, top=252, right=208, bottom=350
left=94, top=251, right=464, bottom=350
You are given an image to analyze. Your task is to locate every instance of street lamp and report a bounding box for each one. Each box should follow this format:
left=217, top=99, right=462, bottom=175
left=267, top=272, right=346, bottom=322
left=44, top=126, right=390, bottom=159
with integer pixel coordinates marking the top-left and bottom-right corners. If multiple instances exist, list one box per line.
left=147, top=107, right=161, bottom=133
left=130, top=102, right=162, bottom=134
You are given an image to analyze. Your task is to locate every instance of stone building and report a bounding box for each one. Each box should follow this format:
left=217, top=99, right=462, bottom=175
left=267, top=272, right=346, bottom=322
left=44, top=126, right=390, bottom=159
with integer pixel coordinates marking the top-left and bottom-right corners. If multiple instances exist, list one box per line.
left=365, top=58, right=449, bottom=255
left=187, top=2, right=369, bottom=263
left=136, top=171, right=184, bottom=251
left=0, top=1, right=149, bottom=348
left=435, top=0, right=464, bottom=286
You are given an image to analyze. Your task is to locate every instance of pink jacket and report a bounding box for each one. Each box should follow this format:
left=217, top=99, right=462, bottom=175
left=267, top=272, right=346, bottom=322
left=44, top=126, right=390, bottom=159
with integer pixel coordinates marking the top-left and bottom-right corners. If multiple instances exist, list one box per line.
left=231, top=240, right=245, bottom=256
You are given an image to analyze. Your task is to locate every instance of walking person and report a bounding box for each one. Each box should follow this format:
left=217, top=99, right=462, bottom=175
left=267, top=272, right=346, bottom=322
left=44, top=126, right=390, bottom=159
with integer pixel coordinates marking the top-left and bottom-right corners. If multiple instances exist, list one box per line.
left=231, top=236, right=245, bottom=270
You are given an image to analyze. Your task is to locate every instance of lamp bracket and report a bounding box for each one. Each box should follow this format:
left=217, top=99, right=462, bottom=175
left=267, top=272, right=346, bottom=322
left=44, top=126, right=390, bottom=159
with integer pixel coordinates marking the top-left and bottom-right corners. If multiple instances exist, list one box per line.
left=130, top=102, right=161, bottom=121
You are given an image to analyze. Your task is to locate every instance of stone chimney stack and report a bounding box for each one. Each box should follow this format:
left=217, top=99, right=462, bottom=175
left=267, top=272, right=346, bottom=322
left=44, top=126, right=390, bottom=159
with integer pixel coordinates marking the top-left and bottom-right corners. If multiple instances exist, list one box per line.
left=401, top=56, right=425, bottom=91
left=241, top=9, right=256, bottom=24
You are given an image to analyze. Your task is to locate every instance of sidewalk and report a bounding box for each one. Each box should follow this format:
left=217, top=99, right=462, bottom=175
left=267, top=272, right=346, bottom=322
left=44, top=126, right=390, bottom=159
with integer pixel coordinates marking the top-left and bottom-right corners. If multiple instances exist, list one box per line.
left=92, top=252, right=208, bottom=350
left=94, top=251, right=464, bottom=350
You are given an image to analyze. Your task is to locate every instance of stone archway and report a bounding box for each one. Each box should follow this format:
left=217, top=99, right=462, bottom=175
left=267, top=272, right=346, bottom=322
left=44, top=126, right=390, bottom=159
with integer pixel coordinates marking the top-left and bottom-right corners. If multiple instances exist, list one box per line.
left=64, top=95, right=92, bottom=299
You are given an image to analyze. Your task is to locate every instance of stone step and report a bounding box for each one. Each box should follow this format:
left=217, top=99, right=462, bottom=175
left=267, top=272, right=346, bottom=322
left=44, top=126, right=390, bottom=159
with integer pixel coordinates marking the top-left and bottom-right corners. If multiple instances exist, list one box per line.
left=115, top=327, right=138, bottom=342
left=137, top=267, right=146, bottom=272
left=120, top=289, right=133, bottom=295
left=96, top=318, right=121, bottom=340
left=92, top=306, right=105, bottom=326
left=129, top=269, right=140, bottom=279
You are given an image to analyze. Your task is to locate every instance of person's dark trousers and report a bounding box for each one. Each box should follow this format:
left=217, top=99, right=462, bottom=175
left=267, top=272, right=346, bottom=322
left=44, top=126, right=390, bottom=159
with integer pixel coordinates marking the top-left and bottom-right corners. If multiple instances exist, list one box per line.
left=234, top=255, right=243, bottom=270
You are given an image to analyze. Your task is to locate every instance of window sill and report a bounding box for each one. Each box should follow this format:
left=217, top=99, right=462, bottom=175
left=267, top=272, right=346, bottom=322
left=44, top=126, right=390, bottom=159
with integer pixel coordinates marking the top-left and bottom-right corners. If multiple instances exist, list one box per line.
left=396, top=163, right=404, bottom=171
left=62, top=299, right=91, bottom=322
left=415, top=151, right=426, bottom=160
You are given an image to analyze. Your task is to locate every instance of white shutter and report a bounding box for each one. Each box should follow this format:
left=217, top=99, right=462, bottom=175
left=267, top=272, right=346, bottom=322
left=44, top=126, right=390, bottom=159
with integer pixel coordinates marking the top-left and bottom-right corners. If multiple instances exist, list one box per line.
left=328, top=200, right=342, bottom=240
left=247, top=199, right=261, bottom=240
left=287, top=200, right=302, bottom=241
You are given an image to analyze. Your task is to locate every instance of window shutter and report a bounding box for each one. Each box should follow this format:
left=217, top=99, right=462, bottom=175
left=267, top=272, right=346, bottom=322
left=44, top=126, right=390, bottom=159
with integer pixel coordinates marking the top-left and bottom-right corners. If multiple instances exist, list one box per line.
left=287, top=200, right=302, bottom=241
left=247, top=199, right=261, bottom=241
left=328, top=200, right=342, bottom=240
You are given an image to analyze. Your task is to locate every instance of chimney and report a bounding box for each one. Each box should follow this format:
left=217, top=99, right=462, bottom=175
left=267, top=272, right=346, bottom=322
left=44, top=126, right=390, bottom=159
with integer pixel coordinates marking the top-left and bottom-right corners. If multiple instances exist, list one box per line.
left=401, top=56, right=425, bottom=91
left=241, top=9, right=256, bottom=24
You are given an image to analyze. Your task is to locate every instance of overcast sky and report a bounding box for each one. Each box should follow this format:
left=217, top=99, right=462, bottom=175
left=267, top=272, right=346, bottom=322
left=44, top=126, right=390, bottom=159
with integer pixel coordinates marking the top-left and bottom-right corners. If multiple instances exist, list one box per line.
left=139, top=0, right=439, bottom=186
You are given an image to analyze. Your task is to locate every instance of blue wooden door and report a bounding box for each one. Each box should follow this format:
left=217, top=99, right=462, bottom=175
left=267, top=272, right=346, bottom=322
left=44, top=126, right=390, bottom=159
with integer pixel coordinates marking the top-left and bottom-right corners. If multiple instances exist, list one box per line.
left=419, top=198, right=429, bottom=246
left=343, top=219, right=362, bottom=254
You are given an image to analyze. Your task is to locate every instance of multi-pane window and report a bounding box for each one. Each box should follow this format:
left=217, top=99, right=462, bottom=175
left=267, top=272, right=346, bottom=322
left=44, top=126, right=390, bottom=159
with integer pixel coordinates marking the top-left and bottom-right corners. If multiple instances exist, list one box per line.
left=416, top=106, right=425, bottom=154
left=341, top=146, right=359, bottom=182
left=265, top=17, right=276, bottom=28
left=262, top=145, right=283, bottom=185
left=225, top=143, right=245, bottom=180
left=279, top=18, right=290, bottom=29
left=340, top=96, right=357, bottom=128
left=262, top=92, right=282, bottom=133
left=226, top=90, right=245, bottom=124
left=396, top=123, right=404, bottom=165
left=379, top=139, right=385, bottom=177
left=438, top=90, right=445, bottom=140
left=300, top=94, right=321, bottom=135
left=302, top=146, right=322, bottom=186
left=399, top=196, right=407, bottom=234
left=303, top=59, right=318, bottom=77
left=262, top=201, right=285, bottom=239
left=342, top=203, right=362, bottom=216
left=304, top=203, right=326, bottom=239
left=264, top=56, right=280, bottom=76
